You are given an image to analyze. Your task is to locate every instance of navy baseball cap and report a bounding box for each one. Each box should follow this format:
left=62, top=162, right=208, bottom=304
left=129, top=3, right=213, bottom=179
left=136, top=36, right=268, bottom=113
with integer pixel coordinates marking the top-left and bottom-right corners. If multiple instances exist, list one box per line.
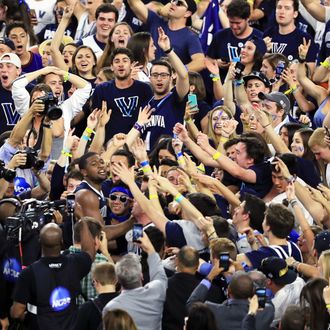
left=314, top=231, right=330, bottom=256
left=259, top=256, right=297, bottom=285
left=243, top=71, right=270, bottom=88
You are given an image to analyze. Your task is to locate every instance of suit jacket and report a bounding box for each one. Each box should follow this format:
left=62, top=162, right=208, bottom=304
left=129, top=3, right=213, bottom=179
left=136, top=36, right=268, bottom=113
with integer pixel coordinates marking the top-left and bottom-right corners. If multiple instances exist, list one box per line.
left=187, top=281, right=274, bottom=330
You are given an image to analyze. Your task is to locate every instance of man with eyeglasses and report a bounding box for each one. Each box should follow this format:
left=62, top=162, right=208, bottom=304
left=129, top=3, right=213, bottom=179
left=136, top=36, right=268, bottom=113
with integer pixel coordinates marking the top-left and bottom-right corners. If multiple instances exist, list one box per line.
left=127, top=0, right=205, bottom=72
left=132, top=27, right=190, bottom=151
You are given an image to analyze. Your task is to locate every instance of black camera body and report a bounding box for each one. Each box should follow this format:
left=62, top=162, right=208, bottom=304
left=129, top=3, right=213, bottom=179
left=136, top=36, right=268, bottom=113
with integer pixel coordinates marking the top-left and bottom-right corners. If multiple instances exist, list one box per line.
left=38, top=93, right=62, bottom=120
left=0, top=160, right=16, bottom=182
left=15, top=147, right=44, bottom=170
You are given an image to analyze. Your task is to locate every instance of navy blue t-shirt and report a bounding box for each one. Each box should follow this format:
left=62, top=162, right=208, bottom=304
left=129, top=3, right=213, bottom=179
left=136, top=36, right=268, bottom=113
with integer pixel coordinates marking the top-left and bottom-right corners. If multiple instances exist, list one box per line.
left=146, top=10, right=203, bottom=64
left=37, top=23, right=76, bottom=43
left=245, top=241, right=302, bottom=269
left=92, top=79, right=153, bottom=143
left=141, top=88, right=187, bottom=151
left=240, top=160, right=273, bottom=199
left=263, top=27, right=318, bottom=62
left=22, top=52, right=43, bottom=74
left=0, top=85, right=20, bottom=134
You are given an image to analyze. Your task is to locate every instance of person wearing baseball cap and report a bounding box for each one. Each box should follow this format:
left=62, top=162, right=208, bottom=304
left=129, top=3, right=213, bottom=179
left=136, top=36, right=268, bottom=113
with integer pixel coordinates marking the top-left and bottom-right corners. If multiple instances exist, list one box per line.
left=127, top=0, right=205, bottom=72
left=259, top=256, right=305, bottom=326
left=258, top=91, right=291, bottom=133
left=0, top=38, right=16, bottom=56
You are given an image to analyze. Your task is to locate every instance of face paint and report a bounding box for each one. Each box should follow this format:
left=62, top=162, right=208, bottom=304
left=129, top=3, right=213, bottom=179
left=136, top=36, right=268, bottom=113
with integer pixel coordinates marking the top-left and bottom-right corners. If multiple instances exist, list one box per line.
left=213, top=110, right=223, bottom=131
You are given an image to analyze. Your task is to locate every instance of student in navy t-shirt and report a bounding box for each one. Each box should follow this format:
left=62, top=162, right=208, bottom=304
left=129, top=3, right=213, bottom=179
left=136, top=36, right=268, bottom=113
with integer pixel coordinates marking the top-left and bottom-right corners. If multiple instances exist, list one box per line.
left=237, top=203, right=302, bottom=269
left=127, top=0, right=205, bottom=72
left=137, top=27, right=189, bottom=151
left=263, top=0, right=318, bottom=72
left=6, top=22, right=43, bottom=74
left=92, top=48, right=153, bottom=144
left=207, top=0, right=263, bottom=81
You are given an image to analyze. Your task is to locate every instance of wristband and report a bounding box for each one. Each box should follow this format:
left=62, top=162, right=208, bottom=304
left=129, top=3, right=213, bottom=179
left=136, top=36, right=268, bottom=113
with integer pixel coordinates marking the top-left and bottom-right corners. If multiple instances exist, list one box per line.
left=298, top=57, right=306, bottom=63
left=140, top=160, right=149, bottom=167
left=142, top=166, right=152, bottom=174
left=321, top=60, right=330, bottom=69
left=212, top=77, right=220, bottom=82
left=212, top=151, right=221, bottom=160
left=134, top=122, right=143, bottom=133
left=176, top=152, right=183, bottom=158
left=210, top=73, right=220, bottom=79
left=326, top=304, right=330, bottom=309
left=174, top=193, right=184, bottom=203
left=185, top=118, right=193, bottom=123
left=234, top=79, right=244, bottom=86
left=85, top=127, right=95, bottom=135
left=82, top=135, right=91, bottom=142
left=207, top=231, right=216, bottom=238
left=61, top=150, right=72, bottom=157
left=149, top=194, right=158, bottom=200
left=178, top=158, right=185, bottom=165
left=164, top=47, right=173, bottom=54
left=284, top=85, right=298, bottom=95
left=63, top=71, right=70, bottom=83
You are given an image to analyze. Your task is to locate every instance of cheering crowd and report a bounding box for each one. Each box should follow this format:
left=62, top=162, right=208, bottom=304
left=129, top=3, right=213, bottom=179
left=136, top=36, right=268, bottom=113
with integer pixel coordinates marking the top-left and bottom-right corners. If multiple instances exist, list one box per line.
left=0, top=0, right=330, bottom=328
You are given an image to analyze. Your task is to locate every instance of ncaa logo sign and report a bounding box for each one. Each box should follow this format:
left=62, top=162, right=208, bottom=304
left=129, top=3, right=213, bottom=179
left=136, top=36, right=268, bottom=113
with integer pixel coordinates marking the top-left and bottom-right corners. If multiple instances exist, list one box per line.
left=50, top=287, right=71, bottom=312
left=2, top=258, right=21, bottom=282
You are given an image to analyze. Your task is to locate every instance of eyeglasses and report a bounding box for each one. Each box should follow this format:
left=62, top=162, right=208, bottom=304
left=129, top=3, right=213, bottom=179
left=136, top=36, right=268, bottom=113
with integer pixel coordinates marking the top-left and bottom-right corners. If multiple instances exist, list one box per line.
left=171, top=0, right=188, bottom=7
left=150, top=72, right=171, bottom=79
left=109, top=194, right=130, bottom=203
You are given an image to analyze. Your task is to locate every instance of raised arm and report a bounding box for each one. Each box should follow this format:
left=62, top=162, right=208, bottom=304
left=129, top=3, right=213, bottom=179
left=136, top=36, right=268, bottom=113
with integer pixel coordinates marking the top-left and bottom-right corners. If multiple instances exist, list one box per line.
left=300, top=0, right=326, bottom=22
left=50, top=5, right=74, bottom=70
left=157, top=27, right=189, bottom=99
left=127, top=0, right=149, bottom=23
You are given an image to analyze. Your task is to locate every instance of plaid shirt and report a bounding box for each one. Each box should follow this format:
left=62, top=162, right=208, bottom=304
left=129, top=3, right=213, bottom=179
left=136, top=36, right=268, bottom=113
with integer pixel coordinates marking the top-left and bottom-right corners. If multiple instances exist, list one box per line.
left=68, top=246, right=108, bottom=304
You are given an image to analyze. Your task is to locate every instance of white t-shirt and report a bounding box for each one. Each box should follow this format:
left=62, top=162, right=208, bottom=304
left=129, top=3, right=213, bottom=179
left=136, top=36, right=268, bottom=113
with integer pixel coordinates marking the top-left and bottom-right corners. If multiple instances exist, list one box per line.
left=26, top=0, right=56, bottom=34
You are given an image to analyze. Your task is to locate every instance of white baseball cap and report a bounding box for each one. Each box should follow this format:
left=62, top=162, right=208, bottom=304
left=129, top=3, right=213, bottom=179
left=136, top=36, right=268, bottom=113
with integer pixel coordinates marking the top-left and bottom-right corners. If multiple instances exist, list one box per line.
left=0, top=53, right=21, bottom=69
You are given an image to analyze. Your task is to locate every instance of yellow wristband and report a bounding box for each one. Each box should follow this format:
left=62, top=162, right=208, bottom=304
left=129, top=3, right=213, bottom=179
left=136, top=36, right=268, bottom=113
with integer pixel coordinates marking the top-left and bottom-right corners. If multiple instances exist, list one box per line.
left=174, top=193, right=184, bottom=203
left=212, top=77, right=220, bottom=82
left=326, top=304, right=330, bottom=309
left=149, top=194, right=158, bottom=200
left=321, top=60, right=330, bottom=69
left=61, top=150, right=72, bottom=157
left=85, top=127, right=95, bottom=135
left=63, top=71, right=70, bottom=83
left=212, top=151, right=221, bottom=160
left=142, top=166, right=152, bottom=173
left=185, top=118, right=193, bottom=123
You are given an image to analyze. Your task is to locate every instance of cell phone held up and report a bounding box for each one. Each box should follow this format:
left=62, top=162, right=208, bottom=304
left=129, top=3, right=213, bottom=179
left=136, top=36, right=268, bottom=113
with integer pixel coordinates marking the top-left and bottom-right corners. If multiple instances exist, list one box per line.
left=255, top=287, right=267, bottom=308
left=132, top=224, right=143, bottom=242
left=188, top=93, right=198, bottom=110
left=219, top=252, right=230, bottom=272
left=234, top=62, right=245, bottom=80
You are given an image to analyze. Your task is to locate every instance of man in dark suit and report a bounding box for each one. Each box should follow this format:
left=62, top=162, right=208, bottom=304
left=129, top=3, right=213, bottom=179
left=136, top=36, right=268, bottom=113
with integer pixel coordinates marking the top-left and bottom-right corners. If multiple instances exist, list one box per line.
left=187, top=270, right=275, bottom=330
left=162, top=246, right=200, bottom=330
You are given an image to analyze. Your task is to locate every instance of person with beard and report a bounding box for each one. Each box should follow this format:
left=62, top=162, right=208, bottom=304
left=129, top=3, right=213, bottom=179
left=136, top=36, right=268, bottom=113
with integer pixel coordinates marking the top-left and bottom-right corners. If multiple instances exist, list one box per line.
left=92, top=47, right=153, bottom=144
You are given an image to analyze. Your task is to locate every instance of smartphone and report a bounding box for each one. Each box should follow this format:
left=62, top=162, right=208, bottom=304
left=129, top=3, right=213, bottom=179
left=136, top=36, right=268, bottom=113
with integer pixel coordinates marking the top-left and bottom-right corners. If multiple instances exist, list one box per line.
left=132, top=224, right=143, bottom=242
left=325, top=126, right=330, bottom=137
left=188, top=93, right=198, bottom=109
left=219, top=252, right=230, bottom=272
left=66, top=194, right=75, bottom=212
left=275, top=61, right=285, bottom=80
left=255, top=287, right=267, bottom=308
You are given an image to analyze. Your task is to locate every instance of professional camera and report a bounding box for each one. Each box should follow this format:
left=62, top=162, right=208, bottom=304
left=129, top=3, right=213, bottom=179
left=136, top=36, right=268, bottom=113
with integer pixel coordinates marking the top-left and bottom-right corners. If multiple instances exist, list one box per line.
left=15, top=147, right=44, bottom=170
left=0, top=160, right=16, bottom=182
left=37, top=92, right=62, bottom=120
left=5, top=199, right=66, bottom=242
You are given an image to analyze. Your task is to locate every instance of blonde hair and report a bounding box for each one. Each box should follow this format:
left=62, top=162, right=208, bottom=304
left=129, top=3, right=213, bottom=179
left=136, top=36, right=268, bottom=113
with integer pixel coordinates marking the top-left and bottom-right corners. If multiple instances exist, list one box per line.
left=207, top=106, right=235, bottom=147
left=319, top=249, right=330, bottom=280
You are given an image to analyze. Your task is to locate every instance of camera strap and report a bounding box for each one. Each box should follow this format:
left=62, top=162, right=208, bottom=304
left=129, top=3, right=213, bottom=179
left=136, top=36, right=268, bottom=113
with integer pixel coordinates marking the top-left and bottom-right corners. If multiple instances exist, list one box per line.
left=18, top=227, right=26, bottom=270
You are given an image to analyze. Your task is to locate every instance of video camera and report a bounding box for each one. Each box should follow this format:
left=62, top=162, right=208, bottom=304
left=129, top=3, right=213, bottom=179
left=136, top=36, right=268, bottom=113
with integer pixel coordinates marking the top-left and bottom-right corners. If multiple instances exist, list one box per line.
left=37, top=92, right=62, bottom=120
left=5, top=198, right=66, bottom=242
left=0, top=160, right=16, bottom=182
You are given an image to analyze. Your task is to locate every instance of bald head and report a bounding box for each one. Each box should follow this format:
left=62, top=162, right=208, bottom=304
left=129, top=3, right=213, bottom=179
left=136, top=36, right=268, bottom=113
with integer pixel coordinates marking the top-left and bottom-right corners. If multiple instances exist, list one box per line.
left=40, top=223, right=62, bottom=251
left=177, top=246, right=199, bottom=271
